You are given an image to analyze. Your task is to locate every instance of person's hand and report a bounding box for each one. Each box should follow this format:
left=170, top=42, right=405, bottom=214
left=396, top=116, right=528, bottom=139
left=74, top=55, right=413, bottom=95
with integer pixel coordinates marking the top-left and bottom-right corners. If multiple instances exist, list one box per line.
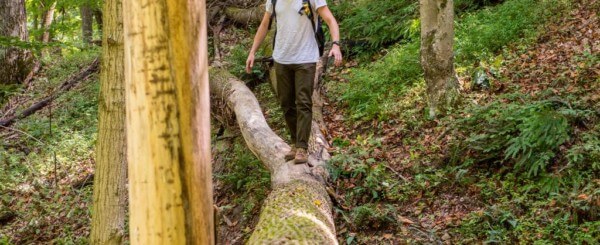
left=329, top=45, right=342, bottom=66
left=245, top=53, right=255, bottom=74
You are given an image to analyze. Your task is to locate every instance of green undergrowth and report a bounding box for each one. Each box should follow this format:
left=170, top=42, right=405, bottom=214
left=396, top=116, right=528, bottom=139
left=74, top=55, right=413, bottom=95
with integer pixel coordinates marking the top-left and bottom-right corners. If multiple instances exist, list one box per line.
left=330, top=0, right=569, bottom=121
left=325, top=0, right=597, bottom=243
left=447, top=92, right=600, bottom=243
left=331, top=0, right=418, bottom=53
left=331, top=0, right=505, bottom=54
left=215, top=139, right=270, bottom=220
left=212, top=129, right=271, bottom=242
left=0, top=50, right=99, bottom=244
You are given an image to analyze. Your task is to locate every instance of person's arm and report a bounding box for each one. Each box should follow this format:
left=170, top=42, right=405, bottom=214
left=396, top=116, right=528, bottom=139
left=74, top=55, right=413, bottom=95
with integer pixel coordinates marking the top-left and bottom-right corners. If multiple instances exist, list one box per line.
left=317, top=6, right=342, bottom=66
left=246, top=12, right=272, bottom=74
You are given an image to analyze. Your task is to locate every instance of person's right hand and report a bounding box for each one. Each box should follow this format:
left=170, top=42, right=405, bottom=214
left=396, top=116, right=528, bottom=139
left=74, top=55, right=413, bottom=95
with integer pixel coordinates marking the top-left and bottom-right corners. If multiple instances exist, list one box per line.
left=245, top=53, right=255, bottom=74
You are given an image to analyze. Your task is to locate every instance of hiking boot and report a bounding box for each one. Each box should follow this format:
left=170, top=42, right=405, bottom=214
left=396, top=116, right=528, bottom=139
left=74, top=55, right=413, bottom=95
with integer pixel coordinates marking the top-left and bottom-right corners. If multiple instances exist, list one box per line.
left=285, top=146, right=297, bottom=161
left=294, top=148, right=308, bottom=164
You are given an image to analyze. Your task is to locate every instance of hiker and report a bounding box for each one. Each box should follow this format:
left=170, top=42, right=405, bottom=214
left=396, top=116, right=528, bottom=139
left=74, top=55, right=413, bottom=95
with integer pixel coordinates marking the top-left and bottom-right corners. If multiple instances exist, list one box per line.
left=246, top=0, right=342, bottom=164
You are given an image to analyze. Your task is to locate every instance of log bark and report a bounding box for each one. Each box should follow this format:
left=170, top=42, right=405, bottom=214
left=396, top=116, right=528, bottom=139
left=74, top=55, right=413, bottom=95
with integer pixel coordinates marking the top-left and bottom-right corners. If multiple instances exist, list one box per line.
left=123, top=0, right=214, bottom=243
left=224, top=5, right=264, bottom=26
left=420, top=0, right=460, bottom=118
left=0, top=0, right=34, bottom=85
left=209, top=54, right=336, bottom=244
left=90, top=0, right=127, bottom=243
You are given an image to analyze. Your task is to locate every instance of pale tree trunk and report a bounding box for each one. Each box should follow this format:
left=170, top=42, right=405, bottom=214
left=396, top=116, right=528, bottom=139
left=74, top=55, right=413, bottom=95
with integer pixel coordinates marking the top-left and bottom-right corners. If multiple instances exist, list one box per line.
left=90, top=0, right=127, bottom=243
left=80, top=4, right=93, bottom=43
left=209, top=54, right=337, bottom=243
left=420, top=0, right=459, bottom=118
left=41, top=1, right=56, bottom=43
left=123, top=0, right=214, bottom=243
left=0, top=0, right=33, bottom=84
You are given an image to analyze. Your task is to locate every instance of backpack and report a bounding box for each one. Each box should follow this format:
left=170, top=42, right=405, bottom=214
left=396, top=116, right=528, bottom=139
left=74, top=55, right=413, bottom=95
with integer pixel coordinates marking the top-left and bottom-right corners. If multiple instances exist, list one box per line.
left=268, top=0, right=326, bottom=57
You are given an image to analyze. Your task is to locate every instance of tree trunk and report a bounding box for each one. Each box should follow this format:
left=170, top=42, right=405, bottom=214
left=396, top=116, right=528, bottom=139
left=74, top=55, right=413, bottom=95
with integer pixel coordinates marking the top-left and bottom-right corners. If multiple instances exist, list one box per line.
left=0, top=0, right=33, bottom=85
left=123, top=0, right=214, bottom=243
left=90, top=0, right=127, bottom=243
left=420, top=0, right=459, bottom=118
left=209, top=54, right=337, bottom=243
left=93, top=8, right=103, bottom=35
left=80, top=4, right=93, bottom=43
left=40, top=1, right=56, bottom=44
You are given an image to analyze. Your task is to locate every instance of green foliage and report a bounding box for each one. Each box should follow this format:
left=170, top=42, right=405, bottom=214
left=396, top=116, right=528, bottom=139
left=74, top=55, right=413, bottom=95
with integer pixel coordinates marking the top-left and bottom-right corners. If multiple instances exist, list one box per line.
left=453, top=95, right=591, bottom=177
left=350, top=204, right=397, bottom=230
left=455, top=0, right=505, bottom=12
left=332, top=0, right=418, bottom=52
left=455, top=0, right=568, bottom=65
left=333, top=0, right=565, bottom=121
left=331, top=42, right=422, bottom=121
left=329, top=135, right=407, bottom=204
left=215, top=141, right=270, bottom=218
left=225, top=43, right=268, bottom=84
left=0, top=36, right=67, bottom=51
left=566, top=126, right=600, bottom=171
left=0, top=236, right=13, bottom=245
left=0, top=84, right=23, bottom=105
left=0, top=50, right=99, bottom=243
left=455, top=172, right=600, bottom=243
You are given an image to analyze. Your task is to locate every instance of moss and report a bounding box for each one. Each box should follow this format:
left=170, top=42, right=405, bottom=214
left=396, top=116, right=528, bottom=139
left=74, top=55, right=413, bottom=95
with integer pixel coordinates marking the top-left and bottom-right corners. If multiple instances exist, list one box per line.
left=248, top=180, right=335, bottom=244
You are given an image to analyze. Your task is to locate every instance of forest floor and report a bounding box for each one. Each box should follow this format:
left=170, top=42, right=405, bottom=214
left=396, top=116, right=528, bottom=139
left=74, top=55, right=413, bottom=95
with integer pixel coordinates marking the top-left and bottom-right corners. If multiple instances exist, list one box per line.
left=0, top=0, right=598, bottom=244
left=318, top=1, right=599, bottom=243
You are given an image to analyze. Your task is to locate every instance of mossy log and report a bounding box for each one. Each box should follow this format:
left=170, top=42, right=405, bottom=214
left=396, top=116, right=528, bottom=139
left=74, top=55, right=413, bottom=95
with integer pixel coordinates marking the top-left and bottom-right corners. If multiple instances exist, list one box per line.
left=209, top=54, right=336, bottom=243
left=224, top=5, right=264, bottom=26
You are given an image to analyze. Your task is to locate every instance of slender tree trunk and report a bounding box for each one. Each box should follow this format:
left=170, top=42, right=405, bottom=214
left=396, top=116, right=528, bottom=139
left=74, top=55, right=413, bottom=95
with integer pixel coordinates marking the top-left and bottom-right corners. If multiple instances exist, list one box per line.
left=41, top=1, right=56, bottom=43
left=80, top=4, right=93, bottom=43
left=90, top=0, right=127, bottom=243
left=93, top=8, right=103, bottom=36
left=0, top=0, right=33, bottom=84
left=123, top=0, right=214, bottom=243
left=420, top=0, right=459, bottom=118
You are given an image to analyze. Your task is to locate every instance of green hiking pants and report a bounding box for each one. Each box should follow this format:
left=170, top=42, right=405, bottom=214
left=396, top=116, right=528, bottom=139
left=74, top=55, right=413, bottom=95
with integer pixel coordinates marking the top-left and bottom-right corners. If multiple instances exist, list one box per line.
left=274, top=62, right=316, bottom=149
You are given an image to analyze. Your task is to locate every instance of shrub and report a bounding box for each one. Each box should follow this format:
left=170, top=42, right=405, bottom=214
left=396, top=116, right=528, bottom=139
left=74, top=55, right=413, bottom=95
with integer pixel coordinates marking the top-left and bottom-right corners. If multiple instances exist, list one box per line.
left=453, top=95, right=591, bottom=177
left=331, top=0, right=418, bottom=52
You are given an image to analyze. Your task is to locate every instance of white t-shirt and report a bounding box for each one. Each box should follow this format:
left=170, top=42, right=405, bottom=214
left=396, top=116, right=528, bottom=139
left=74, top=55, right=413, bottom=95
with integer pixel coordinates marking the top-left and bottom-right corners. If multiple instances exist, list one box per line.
left=266, top=0, right=327, bottom=64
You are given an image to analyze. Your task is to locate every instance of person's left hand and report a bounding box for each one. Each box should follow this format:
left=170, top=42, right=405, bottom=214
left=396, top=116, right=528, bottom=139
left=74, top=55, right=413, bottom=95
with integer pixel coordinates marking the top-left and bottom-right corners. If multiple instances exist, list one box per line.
left=329, top=45, right=342, bottom=66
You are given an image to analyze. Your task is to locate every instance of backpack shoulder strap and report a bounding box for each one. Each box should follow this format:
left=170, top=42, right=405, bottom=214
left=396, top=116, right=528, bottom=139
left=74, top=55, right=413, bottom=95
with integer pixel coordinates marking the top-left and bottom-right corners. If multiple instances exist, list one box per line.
left=303, top=0, right=317, bottom=33
left=268, top=0, right=277, bottom=30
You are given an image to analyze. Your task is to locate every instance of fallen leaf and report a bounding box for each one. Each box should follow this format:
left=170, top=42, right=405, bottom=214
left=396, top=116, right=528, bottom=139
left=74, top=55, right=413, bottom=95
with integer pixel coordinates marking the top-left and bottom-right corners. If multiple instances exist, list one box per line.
left=397, top=215, right=415, bottom=224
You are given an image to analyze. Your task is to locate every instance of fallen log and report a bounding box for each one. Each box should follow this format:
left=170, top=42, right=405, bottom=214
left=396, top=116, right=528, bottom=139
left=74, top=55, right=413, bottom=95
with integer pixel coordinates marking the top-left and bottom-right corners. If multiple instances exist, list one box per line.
left=0, top=59, right=99, bottom=127
left=209, top=54, right=336, bottom=243
left=225, top=5, right=264, bottom=26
